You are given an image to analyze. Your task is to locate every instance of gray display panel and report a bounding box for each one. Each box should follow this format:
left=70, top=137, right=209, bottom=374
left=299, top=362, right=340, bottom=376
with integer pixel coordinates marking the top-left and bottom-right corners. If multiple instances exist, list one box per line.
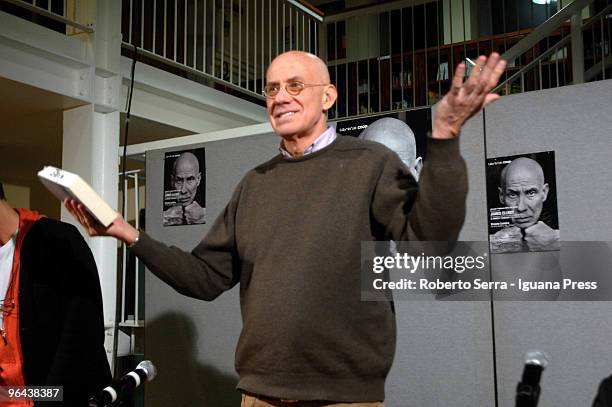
left=485, top=79, right=612, bottom=407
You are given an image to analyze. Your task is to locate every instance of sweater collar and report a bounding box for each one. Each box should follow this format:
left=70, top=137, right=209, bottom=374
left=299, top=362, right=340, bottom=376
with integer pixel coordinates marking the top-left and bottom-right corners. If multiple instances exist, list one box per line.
left=278, top=126, right=337, bottom=159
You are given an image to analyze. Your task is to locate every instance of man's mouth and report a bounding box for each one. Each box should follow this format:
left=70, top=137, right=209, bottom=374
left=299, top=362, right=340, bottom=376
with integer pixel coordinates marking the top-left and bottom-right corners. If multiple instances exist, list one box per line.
left=513, top=217, right=531, bottom=224
left=276, top=111, right=297, bottom=119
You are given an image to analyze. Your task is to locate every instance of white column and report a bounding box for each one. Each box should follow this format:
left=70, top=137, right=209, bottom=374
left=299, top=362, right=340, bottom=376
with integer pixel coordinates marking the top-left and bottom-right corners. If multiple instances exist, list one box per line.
left=61, top=0, right=122, bottom=371
left=62, top=105, right=120, bottom=370
left=443, top=0, right=473, bottom=45
left=571, top=13, right=585, bottom=84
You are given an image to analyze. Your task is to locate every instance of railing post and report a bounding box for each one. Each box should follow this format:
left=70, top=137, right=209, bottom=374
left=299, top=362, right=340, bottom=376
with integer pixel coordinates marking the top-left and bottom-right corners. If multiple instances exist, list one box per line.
left=571, top=13, right=585, bottom=84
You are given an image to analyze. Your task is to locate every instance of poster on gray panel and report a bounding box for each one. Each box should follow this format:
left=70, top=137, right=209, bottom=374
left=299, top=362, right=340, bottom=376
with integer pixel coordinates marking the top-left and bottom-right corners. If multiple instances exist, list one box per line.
left=162, top=148, right=206, bottom=226
left=486, top=151, right=559, bottom=253
left=334, top=108, right=430, bottom=181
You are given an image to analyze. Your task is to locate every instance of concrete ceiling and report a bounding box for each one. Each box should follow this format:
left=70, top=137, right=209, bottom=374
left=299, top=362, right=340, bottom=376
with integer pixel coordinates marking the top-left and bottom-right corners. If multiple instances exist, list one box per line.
left=0, top=77, right=194, bottom=185
left=0, top=78, right=77, bottom=186
left=0, top=76, right=86, bottom=116
left=119, top=114, right=194, bottom=146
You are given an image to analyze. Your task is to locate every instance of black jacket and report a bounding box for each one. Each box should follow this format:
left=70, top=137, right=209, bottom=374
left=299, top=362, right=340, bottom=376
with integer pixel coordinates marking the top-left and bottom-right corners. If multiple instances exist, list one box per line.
left=19, top=218, right=111, bottom=406
left=593, top=375, right=612, bottom=407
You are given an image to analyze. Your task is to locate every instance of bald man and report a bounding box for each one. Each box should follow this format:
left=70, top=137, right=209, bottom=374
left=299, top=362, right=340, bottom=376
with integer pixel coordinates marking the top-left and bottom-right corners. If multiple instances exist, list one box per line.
left=358, top=117, right=423, bottom=180
left=67, top=50, right=506, bottom=405
left=163, top=152, right=205, bottom=225
left=492, top=157, right=559, bottom=251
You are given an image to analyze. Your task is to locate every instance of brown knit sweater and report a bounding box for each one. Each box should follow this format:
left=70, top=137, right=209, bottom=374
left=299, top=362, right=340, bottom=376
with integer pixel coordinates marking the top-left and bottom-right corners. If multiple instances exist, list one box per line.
left=132, top=135, right=467, bottom=402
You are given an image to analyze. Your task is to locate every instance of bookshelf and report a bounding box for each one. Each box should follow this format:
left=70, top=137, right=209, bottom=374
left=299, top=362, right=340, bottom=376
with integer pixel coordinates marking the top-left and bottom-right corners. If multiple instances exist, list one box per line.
left=327, top=26, right=574, bottom=119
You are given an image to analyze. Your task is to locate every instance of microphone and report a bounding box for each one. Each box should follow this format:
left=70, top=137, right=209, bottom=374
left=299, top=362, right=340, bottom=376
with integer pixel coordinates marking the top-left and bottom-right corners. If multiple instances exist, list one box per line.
left=515, top=351, right=548, bottom=407
left=89, top=360, right=157, bottom=407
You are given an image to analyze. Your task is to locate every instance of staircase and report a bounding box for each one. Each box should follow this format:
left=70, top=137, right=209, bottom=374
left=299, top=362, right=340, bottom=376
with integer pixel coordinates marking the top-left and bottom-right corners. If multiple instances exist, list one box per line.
left=496, top=0, right=612, bottom=95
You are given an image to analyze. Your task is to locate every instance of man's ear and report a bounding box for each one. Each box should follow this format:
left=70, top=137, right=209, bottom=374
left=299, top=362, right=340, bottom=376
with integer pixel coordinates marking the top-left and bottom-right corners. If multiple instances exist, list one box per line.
left=322, top=85, right=338, bottom=111
left=542, top=183, right=549, bottom=201
left=498, top=187, right=504, bottom=205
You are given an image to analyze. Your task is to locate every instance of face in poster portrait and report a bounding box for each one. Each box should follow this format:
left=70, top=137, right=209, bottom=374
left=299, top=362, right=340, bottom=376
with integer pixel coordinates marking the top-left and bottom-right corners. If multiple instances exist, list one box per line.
left=163, top=148, right=206, bottom=226
left=486, top=151, right=559, bottom=253
left=334, top=107, right=430, bottom=181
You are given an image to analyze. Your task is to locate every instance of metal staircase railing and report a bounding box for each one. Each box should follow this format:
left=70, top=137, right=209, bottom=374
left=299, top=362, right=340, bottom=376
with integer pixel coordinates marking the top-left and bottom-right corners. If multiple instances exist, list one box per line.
left=0, top=0, right=94, bottom=33
left=582, top=4, right=612, bottom=82
left=495, top=0, right=611, bottom=95
left=121, top=0, right=323, bottom=103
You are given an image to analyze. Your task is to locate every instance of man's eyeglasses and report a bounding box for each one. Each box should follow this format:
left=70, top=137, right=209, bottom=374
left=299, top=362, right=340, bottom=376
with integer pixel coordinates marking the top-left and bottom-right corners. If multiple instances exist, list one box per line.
left=263, top=81, right=329, bottom=99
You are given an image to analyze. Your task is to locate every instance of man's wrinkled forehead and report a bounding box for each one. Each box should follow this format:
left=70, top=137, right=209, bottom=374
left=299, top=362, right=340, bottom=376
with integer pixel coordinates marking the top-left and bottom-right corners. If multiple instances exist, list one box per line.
left=501, top=157, right=545, bottom=188
left=505, top=169, right=544, bottom=189
left=266, top=75, right=306, bottom=86
left=504, top=179, right=544, bottom=192
left=174, top=170, right=198, bottom=178
left=267, top=52, right=330, bottom=83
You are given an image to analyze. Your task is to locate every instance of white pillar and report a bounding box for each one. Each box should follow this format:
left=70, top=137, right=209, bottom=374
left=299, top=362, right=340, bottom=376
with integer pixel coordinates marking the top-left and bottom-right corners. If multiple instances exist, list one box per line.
left=443, top=0, right=473, bottom=45
left=571, top=13, right=585, bottom=84
left=61, top=0, right=122, bottom=371
left=62, top=105, right=120, bottom=370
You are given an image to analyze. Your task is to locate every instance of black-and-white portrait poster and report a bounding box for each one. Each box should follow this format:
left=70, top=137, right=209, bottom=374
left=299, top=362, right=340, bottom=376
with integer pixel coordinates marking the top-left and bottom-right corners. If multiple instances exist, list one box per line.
left=162, top=148, right=206, bottom=226
left=334, top=107, right=430, bottom=182
left=486, top=151, right=559, bottom=253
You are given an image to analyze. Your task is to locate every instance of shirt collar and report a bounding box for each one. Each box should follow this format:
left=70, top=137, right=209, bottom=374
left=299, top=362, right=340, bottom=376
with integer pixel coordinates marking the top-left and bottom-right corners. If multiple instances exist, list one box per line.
left=279, top=126, right=337, bottom=159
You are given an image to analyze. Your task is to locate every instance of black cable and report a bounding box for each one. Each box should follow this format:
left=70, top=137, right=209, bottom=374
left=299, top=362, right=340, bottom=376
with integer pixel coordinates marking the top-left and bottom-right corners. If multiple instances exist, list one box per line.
left=482, top=108, right=499, bottom=407
left=113, top=43, right=138, bottom=379
left=122, top=44, right=137, bottom=215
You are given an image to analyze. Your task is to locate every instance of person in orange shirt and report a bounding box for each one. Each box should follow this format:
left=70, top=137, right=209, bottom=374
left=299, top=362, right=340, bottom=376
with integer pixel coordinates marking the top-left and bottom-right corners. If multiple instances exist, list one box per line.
left=0, top=181, right=111, bottom=406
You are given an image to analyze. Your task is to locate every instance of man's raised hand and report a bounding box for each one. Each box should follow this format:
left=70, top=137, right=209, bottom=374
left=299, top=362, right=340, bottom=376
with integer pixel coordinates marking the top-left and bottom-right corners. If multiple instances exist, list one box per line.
left=432, top=52, right=507, bottom=139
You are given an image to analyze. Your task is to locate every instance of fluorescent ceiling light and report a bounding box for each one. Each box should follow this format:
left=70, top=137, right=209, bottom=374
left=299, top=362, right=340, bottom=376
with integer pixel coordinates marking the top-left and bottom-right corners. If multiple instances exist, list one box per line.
left=532, top=0, right=554, bottom=4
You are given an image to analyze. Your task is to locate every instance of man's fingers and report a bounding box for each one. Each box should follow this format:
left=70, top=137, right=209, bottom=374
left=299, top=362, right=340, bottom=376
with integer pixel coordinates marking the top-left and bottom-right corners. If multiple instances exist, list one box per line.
left=66, top=200, right=86, bottom=225
left=468, top=55, right=487, bottom=81
left=482, top=93, right=500, bottom=107
left=438, top=52, right=508, bottom=133
left=466, top=54, right=505, bottom=94
left=451, top=62, right=466, bottom=93
left=523, top=221, right=545, bottom=235
left=76, top=205, right=91, bottom=228
left=478, top=53, right=498, bottom=87
left=74, top=203, right=98, bottom=232
left=470, top=54, right=506, bottom=105
left=484, top=52, right=500, bottom=73
left=64, top=198, right=109, bottom=236
left=488, top=58, right=507, bottom=90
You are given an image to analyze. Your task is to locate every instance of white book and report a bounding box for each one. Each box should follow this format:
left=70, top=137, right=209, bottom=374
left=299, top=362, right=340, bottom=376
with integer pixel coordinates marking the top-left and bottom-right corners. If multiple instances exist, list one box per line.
left=37, top=166, right=118, bottom=227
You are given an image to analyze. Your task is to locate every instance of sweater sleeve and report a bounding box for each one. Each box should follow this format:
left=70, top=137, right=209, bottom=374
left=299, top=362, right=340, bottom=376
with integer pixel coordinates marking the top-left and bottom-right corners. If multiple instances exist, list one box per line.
left=371, top=137, right=468, bottom=242
left=130, top=180, right=244, bottom=301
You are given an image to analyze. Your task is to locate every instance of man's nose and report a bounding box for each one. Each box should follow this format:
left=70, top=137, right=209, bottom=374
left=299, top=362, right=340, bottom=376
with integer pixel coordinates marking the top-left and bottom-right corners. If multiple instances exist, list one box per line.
left=274, top=86, right=292, bottom=103
left=180, top=183, right=188, bottom=193
left=516, top=195, right=527, bottom=211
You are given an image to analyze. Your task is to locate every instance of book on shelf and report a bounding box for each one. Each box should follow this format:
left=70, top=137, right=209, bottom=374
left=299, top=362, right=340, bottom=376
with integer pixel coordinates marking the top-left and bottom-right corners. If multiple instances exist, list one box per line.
left=37, top=166, right=118, bottom=227
left=436, top=62, right=449, bottom=81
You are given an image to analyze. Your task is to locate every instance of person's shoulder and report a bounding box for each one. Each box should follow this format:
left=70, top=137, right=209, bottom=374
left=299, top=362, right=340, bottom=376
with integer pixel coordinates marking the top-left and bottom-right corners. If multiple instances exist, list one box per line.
left=21, top=218, right=89, bottom=263
left=332, top=135, right=397, bottom=161
left=28, top=217, right=83, bottom=242
left=334, top=134, right=389, bottom=152
left=228, top=154, right=285, bottom=195
left=250, top=153, right=285, bottom=174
